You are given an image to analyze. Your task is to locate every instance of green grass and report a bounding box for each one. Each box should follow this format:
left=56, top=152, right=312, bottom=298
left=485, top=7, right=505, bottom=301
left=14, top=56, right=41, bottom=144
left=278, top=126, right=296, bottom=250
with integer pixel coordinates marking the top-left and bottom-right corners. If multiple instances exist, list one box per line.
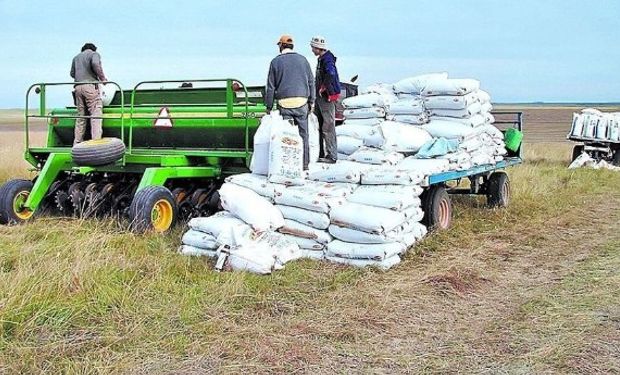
left=0, top=143, right=619, bottom=373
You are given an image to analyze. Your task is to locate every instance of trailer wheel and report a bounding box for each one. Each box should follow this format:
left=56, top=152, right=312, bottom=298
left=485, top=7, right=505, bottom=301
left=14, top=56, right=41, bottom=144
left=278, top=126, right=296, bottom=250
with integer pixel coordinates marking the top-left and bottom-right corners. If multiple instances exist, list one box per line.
left=129, top=186, right=177, bottom=233
left=571, top=145, right=584, bottom=162
left=0, top=179, right=34, bottom=225
left=71, top=137, right=126, bottom=166
left=612, top=150, right=620, bottom=167
left=421, top=186, right=452, bottom=231
left=487, top=171, right=510, bottom=208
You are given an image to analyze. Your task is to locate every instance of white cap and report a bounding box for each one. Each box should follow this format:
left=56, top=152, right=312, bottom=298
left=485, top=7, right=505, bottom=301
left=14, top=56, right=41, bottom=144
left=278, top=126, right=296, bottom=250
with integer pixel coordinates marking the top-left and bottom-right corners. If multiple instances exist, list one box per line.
left=310, top=36, right=327, bottom=50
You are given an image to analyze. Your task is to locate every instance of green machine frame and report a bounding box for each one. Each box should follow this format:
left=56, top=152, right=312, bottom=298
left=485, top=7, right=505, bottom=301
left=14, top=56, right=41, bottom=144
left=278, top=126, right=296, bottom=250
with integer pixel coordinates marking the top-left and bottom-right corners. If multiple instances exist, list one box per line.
left=21, top=79, right=265, bottom=215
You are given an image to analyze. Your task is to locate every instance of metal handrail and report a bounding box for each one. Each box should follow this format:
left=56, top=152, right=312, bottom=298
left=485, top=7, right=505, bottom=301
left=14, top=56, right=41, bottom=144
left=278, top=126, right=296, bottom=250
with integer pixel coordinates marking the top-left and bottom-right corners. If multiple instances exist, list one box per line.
left=25, top=81, right=125, bottom=152
left=128, top=79, right=251, bottom=163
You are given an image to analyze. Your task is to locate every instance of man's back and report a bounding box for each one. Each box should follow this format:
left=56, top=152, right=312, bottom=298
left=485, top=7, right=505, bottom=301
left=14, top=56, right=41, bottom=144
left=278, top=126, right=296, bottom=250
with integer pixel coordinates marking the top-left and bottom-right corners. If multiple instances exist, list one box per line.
left=265, top=52, right=314, bottom=110
left=71, top=50, right=104, bottom=82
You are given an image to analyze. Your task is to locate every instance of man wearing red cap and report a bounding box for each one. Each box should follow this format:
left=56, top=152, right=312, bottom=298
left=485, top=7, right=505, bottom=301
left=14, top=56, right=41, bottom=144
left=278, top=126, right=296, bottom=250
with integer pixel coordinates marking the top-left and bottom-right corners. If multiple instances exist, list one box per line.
left=265, top=35, right=315, bottom=170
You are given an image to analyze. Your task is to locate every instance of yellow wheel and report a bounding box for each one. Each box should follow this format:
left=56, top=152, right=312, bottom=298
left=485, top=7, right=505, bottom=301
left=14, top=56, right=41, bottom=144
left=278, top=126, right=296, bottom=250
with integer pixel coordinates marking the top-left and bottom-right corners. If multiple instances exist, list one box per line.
left=129, top=186, right=177, bottom=233
left=151, top=199, right=174, bottom=232
left=0, top=179, right=34, bottom=225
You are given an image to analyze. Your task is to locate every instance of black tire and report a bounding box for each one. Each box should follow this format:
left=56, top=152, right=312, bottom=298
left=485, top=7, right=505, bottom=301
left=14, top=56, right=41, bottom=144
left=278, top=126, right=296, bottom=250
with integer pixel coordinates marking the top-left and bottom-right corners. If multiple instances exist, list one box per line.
left=421, top=185, right=452, bottom=231
left=0, top=179, right=34, bottom=225
left=612, top=150, right=620, bottom=167
left=487, top=171, right=510, bottom=208
left=571, top=144, right=584, bottom=162
left=71, top=137, right=126, bottom=166
left=129, top=186, right=177, bottom=233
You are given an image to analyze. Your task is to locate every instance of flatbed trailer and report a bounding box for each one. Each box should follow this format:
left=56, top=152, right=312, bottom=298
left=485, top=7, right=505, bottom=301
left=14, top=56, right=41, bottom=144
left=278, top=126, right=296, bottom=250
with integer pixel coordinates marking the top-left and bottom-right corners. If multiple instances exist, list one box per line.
left=567, top=136, right=620, bottom=166
left=419, top=111, right=524, bottom=229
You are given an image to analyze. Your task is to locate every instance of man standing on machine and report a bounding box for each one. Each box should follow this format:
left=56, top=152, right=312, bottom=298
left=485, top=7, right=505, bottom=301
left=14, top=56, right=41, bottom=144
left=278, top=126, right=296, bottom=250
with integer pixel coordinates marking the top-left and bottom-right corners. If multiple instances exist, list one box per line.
left=70, top=42, right=107, bottom=144
left=265, top=35, right=315, bottom=170
left=311, top=35, right=341, bottom=164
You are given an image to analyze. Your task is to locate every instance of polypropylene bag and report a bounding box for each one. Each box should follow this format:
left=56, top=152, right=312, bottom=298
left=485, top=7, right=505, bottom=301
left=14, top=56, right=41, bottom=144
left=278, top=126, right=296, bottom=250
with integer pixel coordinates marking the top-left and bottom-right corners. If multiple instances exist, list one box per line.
left=219, top=183, right=285, bottom=232
left=326, top=240, right=404, bottom=261
left=430, top=101, right=482, bottom=119
left=476, top=89, right=491, bottom=104
left=329, top=220, right=425, bottom=245
left=386, top=98, right=425, bottom=115
left=188, top=211, right=252, bottom=240
left=392, top=72, right=449, bottom=94
left=354, top=184, right=423, bottom=197
left=306, top=160, right=370, bottom=183
left=343, top=107, right=386, bottom=119
left=325, top=254, right=401, bottom=270
left=421, top=120, right=479, bottom=140
left=423, top=92, right=478, bottom=110
left=330, top=202, right=408, bottom=234
left=387, top=114, right=429, bottom=125
left=569, top=113, right=585, bottom=138
left=371, top=121, right=433, bottom=152
left=309, top=113, right=320, bottom=163
left=432, top=114, right=485, bottom=128
left=415, top=138, right=460, bottom=159
left=342, top=92, right=386, bottom=108
left=179, top=245, right=218, bottom=258
left=274, top=184, right=344, bottom=213
left=268, top=118, right=305, bottom=185
left=279, top=219, right=333, bottom=244
left=225, top=173, right=278, bottom=201
left=361, top=167, right=423, bottom=185
left=282, top=234, right=325, bottom=251
left=342, top=118, right=384, bottom=127
left=422, top=78, right=480, bottom=96
left=337, top=135, right=364, bottom=155
left=182, top=230, right=219, bottom=250
left=277, top=204, right=330, bottom=230
left=250, top=112, right=279, bottom=175
left=336, top=124, right=381, bottom=140
left=347, top=147, right=404, bottom=165
left=399, top=157, right=450, bottom=175
left=347, top=189, right=420, bottom=211
left=300, top=249, right=325, bottom=260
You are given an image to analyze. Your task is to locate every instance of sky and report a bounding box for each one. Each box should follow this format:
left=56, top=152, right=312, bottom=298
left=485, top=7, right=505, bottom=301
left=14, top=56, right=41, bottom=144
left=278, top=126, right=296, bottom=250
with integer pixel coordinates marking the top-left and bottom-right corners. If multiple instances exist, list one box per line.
left=0, top=0, right=619, bottom=108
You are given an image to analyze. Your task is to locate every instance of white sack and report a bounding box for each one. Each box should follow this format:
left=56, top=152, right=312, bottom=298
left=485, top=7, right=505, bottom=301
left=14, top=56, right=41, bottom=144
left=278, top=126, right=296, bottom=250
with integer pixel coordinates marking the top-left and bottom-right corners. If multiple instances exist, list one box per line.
left=336, top=124, right=380, bottom=140
left=421, top=120, right=479, bottom=140
left=188, top=211, right=252, bottom=240
left=347, top=147, right=404, bottom=165
left=330, top=202, right=407, bottom=234
left=326, top=240, right=404, bottom=261
left=274, top=184, right=344, bottom=213
left=429, top=101, right=482, bottom=119
left=219, top=183, right=285, bottom=232
left=182, top=230, right=219, bottom=250
left=277, top=204, right=330, bottom=230
left=250, top=112, right=279, bottom=175
left=432, top=114, right=485, bottom=128
left=309, top=113, right=320, bottom=163
left=392, top=72, right=449, bottom=94
left=399, top=157, right=450, bottom=175
left=386, top=98, right=425, bottom=115
left=422, top=78, right=480, bottom=96
left=342, top=92, right=386, bottom=108
left=225, top=173, right=277, bottom=201
left=279, top=219, right=333, bottom=244
left=370, top=121, right=433, bottom=152
left=354, top=184, right=423, bottom=197
left=268, top=119, right=305, bottom=185
left=347, top=189, right=421, bottom=211
left=300, top=249, right=325, bottom=260
left=361, top=167, right=423, bottom=185
left=306, top=160, right=370, bottom=183
left=343, top=107, right=386, bottom=119
left=342, top=118, right=384, bottom=127
left=387, top=113, right=430, bottom=125
left=282, top=234, right=325, bottom=251
left=179, top=245, right=218, bottom=258
left=476, top=90, right=491, bottom=104
left=337, top=135, right=364, bottom=155
left=424, top=92, right=479, bottom=110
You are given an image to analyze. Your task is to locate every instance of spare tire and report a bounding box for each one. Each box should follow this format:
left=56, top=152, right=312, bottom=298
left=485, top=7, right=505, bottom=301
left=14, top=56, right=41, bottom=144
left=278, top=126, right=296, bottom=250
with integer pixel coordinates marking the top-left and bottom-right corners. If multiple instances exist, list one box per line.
left=71, top=138, right=125, bottom=166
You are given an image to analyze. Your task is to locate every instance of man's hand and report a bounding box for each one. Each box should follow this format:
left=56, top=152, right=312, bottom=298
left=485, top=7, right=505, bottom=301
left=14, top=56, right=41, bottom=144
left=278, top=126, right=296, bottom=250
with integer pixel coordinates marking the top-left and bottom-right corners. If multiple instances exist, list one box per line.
left=266, top=108, right=271, bottom=115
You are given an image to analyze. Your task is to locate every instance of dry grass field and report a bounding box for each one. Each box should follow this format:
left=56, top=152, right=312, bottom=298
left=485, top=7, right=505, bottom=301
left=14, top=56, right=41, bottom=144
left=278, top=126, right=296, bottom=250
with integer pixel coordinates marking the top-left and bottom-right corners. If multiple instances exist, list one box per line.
left=0, top=107, right=619, bottom=373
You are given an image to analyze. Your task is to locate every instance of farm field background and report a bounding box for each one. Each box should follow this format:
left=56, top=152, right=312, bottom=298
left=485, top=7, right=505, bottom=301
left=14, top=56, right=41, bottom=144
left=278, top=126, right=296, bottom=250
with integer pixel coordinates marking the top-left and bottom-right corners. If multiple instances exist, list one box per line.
left=0, top=106, right=619, bottom=373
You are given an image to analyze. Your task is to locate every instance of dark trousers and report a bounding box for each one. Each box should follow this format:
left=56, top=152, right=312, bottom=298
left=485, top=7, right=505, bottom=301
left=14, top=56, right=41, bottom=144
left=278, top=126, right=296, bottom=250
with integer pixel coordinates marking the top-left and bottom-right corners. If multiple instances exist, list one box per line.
left=314, top=96, right=337, bottom=160
left=278, top=105, right=310, bottom=168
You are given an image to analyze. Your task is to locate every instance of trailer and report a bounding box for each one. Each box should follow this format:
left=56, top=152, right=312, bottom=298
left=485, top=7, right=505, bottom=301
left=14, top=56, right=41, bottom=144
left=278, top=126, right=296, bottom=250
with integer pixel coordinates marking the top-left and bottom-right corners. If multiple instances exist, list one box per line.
left=419, top=111, right=524, bottom=230
left=567, top=109, right=620, bottom=165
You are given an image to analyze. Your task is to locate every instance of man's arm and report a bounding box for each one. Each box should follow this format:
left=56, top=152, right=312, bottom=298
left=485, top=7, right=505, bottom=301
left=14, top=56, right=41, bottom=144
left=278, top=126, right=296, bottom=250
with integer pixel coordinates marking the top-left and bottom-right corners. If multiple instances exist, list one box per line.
left=91, top=52, right=107, bottom=81
left=324, top=58, right=340, bottom=101
left=265, top=61, right=276, bottom=111
left=306, top=60, right=315, bottom=106
left=70, top=58, right=76, bottom=79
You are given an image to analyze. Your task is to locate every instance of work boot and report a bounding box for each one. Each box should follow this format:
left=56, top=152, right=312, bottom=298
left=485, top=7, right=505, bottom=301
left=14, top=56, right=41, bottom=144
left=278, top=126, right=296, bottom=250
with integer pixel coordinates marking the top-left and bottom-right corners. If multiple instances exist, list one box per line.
left=318, top=157, right=336, bottom=164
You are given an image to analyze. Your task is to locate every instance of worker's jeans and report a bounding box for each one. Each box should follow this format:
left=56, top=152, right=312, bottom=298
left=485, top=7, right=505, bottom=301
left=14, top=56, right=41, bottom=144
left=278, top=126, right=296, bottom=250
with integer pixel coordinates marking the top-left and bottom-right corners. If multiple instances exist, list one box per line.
left=278, top=105, right=310, bottom=169
left=314, top=96, right=337, bottom=161
left=74, top=83, right=103, bottom=144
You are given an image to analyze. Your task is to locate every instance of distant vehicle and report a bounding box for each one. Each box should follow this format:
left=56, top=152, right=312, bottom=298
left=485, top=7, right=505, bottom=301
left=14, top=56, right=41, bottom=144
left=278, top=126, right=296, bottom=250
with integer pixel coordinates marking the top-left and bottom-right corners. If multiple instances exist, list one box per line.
left=567, top=109, right=620, bottom=166
left=335, top=75, right=359, bottom=124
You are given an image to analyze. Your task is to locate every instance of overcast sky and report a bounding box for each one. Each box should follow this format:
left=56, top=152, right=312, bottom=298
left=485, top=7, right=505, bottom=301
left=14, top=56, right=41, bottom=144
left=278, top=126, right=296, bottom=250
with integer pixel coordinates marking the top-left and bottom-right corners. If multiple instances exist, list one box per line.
left=1, top=0, right=619, bottom=107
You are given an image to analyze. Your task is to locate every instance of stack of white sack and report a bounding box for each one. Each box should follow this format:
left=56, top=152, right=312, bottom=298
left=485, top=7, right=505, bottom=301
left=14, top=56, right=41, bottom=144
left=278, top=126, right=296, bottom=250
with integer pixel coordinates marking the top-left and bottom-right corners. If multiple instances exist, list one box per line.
left=274, top=180, right=354, bottom=259
left=327, top=180, right=427, bottom=269
left=568, top=108, right=620, bottom=142
left=179, top=183, right=304, bottom=274
left=338, top=84, right=397, bottom=157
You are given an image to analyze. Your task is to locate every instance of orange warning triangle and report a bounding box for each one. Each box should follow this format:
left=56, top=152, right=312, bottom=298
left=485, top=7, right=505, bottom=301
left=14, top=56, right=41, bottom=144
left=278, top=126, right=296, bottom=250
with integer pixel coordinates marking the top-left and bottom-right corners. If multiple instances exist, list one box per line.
left=154, top=107, right=173, bottom=127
